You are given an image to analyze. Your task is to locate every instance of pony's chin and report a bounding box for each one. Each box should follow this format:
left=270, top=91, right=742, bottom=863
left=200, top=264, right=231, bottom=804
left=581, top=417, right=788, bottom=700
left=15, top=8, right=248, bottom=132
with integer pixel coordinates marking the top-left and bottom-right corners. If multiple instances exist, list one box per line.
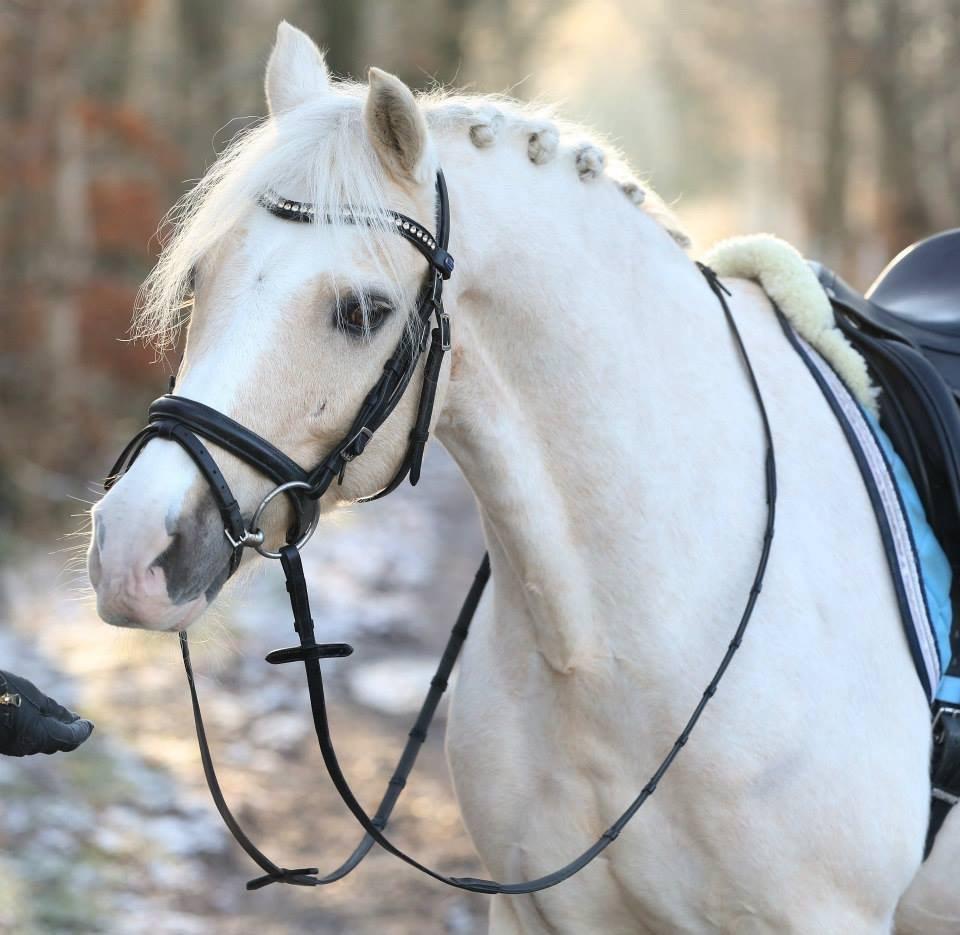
left=98, top=590, right=210, bottom=633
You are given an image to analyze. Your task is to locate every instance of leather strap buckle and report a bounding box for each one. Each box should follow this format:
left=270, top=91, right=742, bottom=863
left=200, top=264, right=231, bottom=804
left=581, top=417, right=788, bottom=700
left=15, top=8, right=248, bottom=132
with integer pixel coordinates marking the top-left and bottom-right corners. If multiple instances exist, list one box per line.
left=340, top=426, right=373, bottom=462
left=436, top=310, right=451, bottom=351
left=933, top=704, right=960, bottom=736
left=926, top=705, right=960, bottom=855
left=932, top=705, right=960, bottom=793
left=0, top=692, right=21, bottom=707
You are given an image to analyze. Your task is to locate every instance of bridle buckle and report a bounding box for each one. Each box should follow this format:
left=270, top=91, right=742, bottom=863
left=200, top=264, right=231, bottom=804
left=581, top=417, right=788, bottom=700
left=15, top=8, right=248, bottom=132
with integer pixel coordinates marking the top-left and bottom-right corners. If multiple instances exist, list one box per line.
left=437, top=310, right=451, bottom=352
left=340, top=426, right=373, bottom=462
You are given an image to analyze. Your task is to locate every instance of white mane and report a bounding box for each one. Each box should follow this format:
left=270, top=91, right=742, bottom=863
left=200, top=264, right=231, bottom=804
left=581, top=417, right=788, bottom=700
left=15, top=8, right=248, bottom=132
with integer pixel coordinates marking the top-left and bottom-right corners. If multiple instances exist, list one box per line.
left=136, top=83, right=689, bottom=351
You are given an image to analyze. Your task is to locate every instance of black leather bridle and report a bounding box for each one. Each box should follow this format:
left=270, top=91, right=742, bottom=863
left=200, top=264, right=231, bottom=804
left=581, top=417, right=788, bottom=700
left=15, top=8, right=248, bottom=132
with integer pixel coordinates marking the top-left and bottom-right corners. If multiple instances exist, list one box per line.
left=105, top=169, right=777, bottom=895
left=108, top=171, right=456, bottom=574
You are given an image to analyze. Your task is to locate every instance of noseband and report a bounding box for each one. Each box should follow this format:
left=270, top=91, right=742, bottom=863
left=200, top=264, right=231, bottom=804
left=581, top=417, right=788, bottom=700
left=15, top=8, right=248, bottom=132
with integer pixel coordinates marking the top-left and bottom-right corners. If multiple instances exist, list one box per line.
left=106, top=168, right=778, bottom=895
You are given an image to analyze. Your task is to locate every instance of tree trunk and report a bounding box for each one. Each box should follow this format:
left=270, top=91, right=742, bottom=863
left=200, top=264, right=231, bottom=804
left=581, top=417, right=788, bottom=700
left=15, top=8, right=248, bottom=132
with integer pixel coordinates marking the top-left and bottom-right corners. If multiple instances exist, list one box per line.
left=865, top=0, right=933, bottom=256
left=814, top=0, right=853, bottom=270
left=294, top=0, right=366, bottom=81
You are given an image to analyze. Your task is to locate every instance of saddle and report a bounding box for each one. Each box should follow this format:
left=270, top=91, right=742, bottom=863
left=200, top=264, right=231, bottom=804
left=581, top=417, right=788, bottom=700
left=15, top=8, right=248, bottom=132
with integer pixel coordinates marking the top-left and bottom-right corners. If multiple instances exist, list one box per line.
left=811, top=229, right=960, bottom=853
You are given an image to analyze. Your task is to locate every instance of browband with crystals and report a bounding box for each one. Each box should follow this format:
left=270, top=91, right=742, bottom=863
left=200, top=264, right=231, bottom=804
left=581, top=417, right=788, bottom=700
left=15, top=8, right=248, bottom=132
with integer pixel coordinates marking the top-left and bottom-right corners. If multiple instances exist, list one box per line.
left=257, top=188, right=455, bottom=281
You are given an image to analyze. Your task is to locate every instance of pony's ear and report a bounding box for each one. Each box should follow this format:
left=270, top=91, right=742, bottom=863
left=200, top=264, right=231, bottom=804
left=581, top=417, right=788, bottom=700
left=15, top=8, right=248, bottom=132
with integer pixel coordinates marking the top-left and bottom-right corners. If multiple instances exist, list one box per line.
left=265, top=21, right=329, bottom=115
left=364, top=67, right=431, bottom=184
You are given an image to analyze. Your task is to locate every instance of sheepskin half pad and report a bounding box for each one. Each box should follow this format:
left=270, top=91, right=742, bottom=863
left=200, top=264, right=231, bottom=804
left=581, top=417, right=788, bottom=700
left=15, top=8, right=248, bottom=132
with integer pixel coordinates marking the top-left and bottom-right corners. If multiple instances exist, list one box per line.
left=702, top=234, right=878, bottom=413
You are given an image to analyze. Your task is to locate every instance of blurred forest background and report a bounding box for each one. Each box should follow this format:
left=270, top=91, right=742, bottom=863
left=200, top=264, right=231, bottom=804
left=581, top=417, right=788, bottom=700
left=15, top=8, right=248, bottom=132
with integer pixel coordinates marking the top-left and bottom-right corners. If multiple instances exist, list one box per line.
left=1, top=0, right=959, bottom=542
left=0, top=1, right=957, bottom=932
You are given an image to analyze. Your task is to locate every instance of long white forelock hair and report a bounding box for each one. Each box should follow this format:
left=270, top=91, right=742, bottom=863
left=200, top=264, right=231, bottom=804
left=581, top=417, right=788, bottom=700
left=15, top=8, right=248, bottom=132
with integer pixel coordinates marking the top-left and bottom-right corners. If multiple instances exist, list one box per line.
left=135, top=88, right=413, bottom=353
left=135, top=79, right=689, bottom=354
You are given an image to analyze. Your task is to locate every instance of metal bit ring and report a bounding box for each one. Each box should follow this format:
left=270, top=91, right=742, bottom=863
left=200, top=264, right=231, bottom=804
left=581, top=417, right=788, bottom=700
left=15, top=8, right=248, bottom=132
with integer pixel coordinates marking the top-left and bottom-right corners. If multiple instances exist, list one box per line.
left=249, top=480, right=319, bottom=559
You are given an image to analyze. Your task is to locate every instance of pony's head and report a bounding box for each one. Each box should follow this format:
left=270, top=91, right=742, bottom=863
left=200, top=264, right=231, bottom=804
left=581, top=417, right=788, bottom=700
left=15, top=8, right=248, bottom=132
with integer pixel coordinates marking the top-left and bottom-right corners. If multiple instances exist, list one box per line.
left=88, top=23, right=449, bottom=631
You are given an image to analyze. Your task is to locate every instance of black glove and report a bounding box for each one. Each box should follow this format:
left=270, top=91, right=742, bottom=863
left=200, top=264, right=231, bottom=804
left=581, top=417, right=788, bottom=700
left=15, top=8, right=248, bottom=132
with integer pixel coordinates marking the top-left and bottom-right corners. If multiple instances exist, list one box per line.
left=0, top=669, right=94, bottom=756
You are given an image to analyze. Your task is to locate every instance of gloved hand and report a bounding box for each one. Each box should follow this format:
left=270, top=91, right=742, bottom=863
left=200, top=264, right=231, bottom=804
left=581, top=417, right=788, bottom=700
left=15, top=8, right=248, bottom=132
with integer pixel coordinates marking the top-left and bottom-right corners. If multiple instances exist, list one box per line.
left=0, top=670, right=94, bottom=756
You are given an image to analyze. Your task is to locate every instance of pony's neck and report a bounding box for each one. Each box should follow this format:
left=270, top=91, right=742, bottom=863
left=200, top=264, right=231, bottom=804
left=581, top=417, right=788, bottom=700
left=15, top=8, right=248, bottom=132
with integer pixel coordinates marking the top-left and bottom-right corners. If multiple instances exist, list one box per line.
left=435, top=140, right=763, bottom=671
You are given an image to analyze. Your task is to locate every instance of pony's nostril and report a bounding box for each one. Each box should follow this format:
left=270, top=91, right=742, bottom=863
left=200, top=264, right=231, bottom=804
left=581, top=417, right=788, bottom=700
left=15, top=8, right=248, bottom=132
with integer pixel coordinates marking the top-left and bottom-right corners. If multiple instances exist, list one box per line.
left=87, top=529, right=103, bottom=589
left=95, top=511, right=107, bottom=551
left=87, top=512, right=108, bottom=588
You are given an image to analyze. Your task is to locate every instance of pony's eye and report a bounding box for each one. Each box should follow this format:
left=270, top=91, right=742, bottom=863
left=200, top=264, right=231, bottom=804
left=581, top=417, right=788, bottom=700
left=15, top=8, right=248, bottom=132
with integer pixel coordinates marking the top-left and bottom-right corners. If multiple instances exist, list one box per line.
left=336, top=296, right=391, bottom=336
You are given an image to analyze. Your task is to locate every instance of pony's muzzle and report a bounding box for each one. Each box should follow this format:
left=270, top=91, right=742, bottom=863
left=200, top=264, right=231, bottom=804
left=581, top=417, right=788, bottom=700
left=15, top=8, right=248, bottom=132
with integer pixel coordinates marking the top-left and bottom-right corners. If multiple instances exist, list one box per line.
left=89, top=485, right=233, bottom=631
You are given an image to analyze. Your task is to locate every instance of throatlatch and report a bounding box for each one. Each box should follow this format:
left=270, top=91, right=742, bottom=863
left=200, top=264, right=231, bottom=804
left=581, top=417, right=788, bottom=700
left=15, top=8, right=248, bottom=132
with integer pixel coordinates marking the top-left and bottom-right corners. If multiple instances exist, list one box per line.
left=106, top=164, right=778, bottom=894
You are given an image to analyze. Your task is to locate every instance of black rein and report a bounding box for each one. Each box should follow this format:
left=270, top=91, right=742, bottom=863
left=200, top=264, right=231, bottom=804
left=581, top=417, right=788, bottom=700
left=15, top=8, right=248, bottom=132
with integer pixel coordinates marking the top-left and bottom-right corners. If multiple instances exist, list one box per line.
left=105, top=168, right=777, bottom=894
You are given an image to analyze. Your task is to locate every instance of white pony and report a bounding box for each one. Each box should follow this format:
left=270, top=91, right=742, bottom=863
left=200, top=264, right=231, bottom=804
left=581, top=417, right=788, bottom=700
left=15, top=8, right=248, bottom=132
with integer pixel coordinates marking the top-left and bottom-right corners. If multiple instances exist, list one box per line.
left=88, top=22, right=959, bottom=934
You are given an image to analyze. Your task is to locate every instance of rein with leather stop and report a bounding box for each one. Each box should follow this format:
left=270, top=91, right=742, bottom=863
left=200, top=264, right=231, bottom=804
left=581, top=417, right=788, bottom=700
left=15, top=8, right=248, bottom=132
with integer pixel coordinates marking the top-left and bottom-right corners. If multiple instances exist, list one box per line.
left=106, top=167, right=776, bottom=893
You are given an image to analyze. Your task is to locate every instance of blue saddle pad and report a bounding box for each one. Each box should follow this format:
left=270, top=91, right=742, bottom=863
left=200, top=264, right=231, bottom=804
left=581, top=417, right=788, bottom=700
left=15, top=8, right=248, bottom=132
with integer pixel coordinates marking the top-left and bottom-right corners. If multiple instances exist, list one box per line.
left=868, top=412, right=957, bottom=703
left=782, top=319, right=955, bottom=702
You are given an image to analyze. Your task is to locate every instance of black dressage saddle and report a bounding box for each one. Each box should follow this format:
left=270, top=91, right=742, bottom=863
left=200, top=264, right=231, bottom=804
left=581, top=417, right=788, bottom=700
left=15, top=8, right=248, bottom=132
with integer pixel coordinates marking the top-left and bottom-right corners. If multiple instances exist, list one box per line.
left=810, top=228, right=960, bottom=676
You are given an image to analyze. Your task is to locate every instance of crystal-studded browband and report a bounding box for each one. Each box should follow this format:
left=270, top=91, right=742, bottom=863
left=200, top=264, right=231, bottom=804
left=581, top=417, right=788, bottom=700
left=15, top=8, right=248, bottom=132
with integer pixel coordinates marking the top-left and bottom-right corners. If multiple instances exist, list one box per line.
left=257, top=187, right=454, bottom=280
